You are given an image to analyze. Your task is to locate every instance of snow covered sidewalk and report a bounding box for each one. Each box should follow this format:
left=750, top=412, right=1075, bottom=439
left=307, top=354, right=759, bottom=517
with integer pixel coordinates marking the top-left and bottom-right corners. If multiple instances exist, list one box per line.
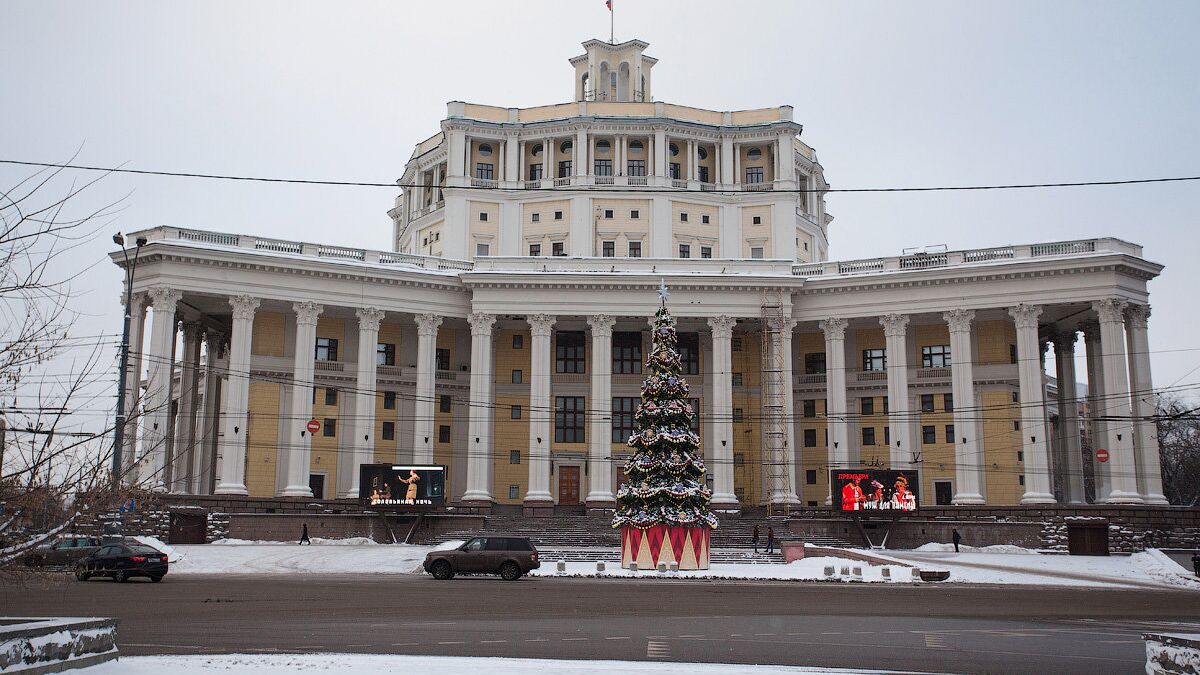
left=76, top=654, right=931, bottom=674
left=169, top=540, right=435, bottom=575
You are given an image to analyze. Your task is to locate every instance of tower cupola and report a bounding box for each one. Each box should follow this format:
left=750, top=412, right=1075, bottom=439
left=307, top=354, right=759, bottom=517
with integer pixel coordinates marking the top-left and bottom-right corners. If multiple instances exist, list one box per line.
left=569, top=39, right=657, bottom=102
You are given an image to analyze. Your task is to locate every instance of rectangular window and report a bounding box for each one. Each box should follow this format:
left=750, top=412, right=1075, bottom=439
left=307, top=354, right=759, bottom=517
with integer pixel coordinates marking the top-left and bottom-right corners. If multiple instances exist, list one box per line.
left=863, top=349, right=886, bottom=372
left=745, top=166, right=764, bottom=184
left=628, top=241, right=642, bottom=257
left=612, top=396, right=638, bottom=443
left=752, top=216, right=762, bottom=225
left=883, top=396, right=889, bottom=414
left=863, top=427, right=876, bottom=445
left=679, top=244, right=690, bottom=259
left=440, top=395, right=452, bottom=413
left=315, top=337, right=338, bottom=362
left=383, top=391, right=396, bottom=410
left=630, top=209, right=640, bottom=219
left=732, top=337, right=743, bottom=352
left=920, top=394, right=935, bottom=413
left=508, top=485, right=519, bottom=500
left=512, top=369, right=523, bottom=384
left=510, top=450, right=521, bottom=465
left=323, top=418, right=336, bottom=437
left=602, top=241, right=615, bottom=257
left=556, top=330, right=586, bottom=373
left=943, top=393, right=954, bottom=412
left=701, top=214, right=710, bottom=224
left=604, top=209, right=614, bottom=219
left=531, top=212, right=541, bottom=222
left=594, top=159, right=613, bottom=176
left=921, top=345, right=951, bottom=368
left=558, top=161, right=572, bottom=178
left=511, top=405, right=522, bottom=419
left=435, top=348, right=450, bottom=371
left=324, top=388, right=338, bottom=406
left=528, top=163, right=543, bottom=180
left=1013, top=420, right=1020, bottom=431
left=698, top=166, right=710, bottom=183
left=438, top=425, right=451, bottom=443
left=669, top=162, right=681, bottom=179
left=475, top=163, right=494, bottom=180
left=554, top=210, right=563, bottom=220
left=479, top=212, right=488, bottom=221
left=884, top=426, right=890, bottom=446
left=680, top=212, right=689, bottom=222
left=806, top=469, right=817, bottom=485
left=945, top=424, right=955, bottom=444
left=627, top=160, right=646, bottom=176
left=734, top=454, right=746, bottom=467
left=700, top=246, right=712, bottom=259
left=678, top=332, right=699, bottom=375
left=512, top=334, right=524, bottom=349
left=802, top=400, right=816, bottom=418
left=750, top=247, right=764, bottom=259
left=804, top=353, right=826, bottom=375
left=735, top=487, right=746, bottom=501
left=922, top=425, right=936, bottom=444
left=733, top=408, right=744, bottom=422
left=613, top=332, right=643, bottom=374
left=476, top=243, right=490, bottom=256
left=529, top=243, right=541, bottom=256
left=552, top=241, right=565, bottom=256
left=1010, top=344, right=1018, bottom=364
left=1019, top=475, right=1025, bottom=486
left=1017, top=450, right=1024, bottom=462
left=687, top=398, right=700, bottom=432
left=803, top=428, right=817, bottom=447
left=555, top=396, right=585, bottom=443
left=381, top=421, right=395, bottom=441
left=732, top=372, right=744, bottom=386
left=860, top=397, right=874, bottom=416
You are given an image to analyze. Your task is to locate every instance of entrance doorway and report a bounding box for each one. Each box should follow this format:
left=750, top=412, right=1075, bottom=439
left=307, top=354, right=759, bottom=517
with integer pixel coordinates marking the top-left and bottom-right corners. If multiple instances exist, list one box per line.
left=558, top=465, right=580, bottom=504
left=309, top=474, right=326, bottom=499
left=168, top=512, right=206, bottom=544
left=934, top=480, right=953, bottom=506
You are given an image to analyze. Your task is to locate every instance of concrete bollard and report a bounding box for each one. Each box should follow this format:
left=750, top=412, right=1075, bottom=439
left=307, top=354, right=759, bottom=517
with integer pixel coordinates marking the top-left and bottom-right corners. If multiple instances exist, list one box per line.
left=840, top=566, right=851, bottom=576
left=596, top=561, right=606, bottom=573
left=629, top=562, right=638, bottom=572
left=912, top=567, right=922, bottom=580
left=657, top=562, right=667, bottom=573
left=556, top=560, right=566, bottom=574
left=669, top=561, right=679, bottom=573
left=852, top=566, right=862, bottom=579
left=881, top=567, right=891, bottom=579
left=823, top=565, right=835, bottom=577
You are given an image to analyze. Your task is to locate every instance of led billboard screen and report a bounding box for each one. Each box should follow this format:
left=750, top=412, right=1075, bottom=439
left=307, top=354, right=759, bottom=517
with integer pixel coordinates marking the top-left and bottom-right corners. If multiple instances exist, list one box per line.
left=830, top=469, right=919, bottom=513
left=359, top=464, right=446, bottom=507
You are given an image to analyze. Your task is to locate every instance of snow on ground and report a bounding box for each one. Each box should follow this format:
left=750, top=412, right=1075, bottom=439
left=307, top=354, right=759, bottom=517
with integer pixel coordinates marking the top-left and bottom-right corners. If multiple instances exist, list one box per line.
left=76, top=654, right=931, bottom=674
left=912, top=542, right=1037, bottom=554
left=127, top=535, right=183, bottom=562
left=530, top=556, right=910, bottom=583
left=210, top=537, right=379, bottom=546
left=169, top=543, right=433, bottom=575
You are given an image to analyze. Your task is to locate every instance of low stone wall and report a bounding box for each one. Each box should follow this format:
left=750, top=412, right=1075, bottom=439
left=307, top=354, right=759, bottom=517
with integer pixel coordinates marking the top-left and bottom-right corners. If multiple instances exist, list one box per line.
left=1144, top=632, right=1200, bottom=674
left=0, top=617, right=117, bottom=674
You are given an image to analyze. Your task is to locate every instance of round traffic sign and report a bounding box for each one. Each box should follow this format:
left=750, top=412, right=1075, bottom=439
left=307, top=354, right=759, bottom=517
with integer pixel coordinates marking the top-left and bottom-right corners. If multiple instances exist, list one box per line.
left=306, top=419, right=321, bottom=434
left=1096, top=448, right=1109, bottom=463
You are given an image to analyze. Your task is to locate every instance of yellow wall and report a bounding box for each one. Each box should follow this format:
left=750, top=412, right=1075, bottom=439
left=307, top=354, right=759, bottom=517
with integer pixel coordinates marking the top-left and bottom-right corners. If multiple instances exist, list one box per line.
left=469, top=140, right=499, bottom=176
left=739, top=144, right=775, bottom=182
left=741, top=205, right=773, bottom=257
left=493, top=328, right=532, bottom=503
left=799, top=396, right=828, bottom=504
left=672, top=200, right=719, bottom=256
left=469, top=200, right=499, bottom=256
left=310, top=384, right=340, bottom=499
left=982, top=389, right=1025, bottom=504
left=522, top=200, right=572, bottom=254
left=594, top=199, right=650, bottom=256
left=251, top=312, right=285, bottom=357
left=917, top=395, right=956, bottom=505
left=977, top=320, right=1017, bottom=365
left=417, top=220, right=444, bottom=257
left=731, top=332, right=763, bottom=503
left=245, top=381, right=280, bottom=496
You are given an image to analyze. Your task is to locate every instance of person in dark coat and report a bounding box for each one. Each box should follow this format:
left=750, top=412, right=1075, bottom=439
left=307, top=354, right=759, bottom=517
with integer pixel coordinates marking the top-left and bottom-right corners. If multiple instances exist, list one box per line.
left=1192, top=551, right=1199, bottom=577
left=752, top=524, right=760, bottom=553
left=299, top=522, right=311, bottom=545
left=766, top=527, right=776, bottom=554
left=952, top=528, right=962, bottom=553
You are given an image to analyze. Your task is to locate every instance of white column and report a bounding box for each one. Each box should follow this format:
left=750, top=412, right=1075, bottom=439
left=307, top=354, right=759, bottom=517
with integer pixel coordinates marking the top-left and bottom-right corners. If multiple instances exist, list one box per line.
left=588, top=135, right=596, bottom=179
left=1082, top=321, right=1109, bottom=501
left=820, top=318, right=849, bottom=505
left=447, top=129, right=466, bottom=178
left=413, top=313, right=442, bottom=464
left=585, top=314, right=616, bottom=506
left=720, top=136, right=734, bottom=187
left=139, top=286, right=181, bottom=490
left=733, top=143, right=742, bottom=186
left=215, top=296, right=258, bottom=495
left=1009, top=304, right=1055, bottom=504
left=504, top=134, right=520, bottom=187
left=575, top=129, right=588, bottom=179
left=945, top=310, right=985, bottom=504
left=880, top=313, right=912, bottom=469
left=776, top=317, right=800, bottom=504
left=279, top=301, right=323, bottom=497
left=194, top=329, right=223, bottom=494
left=463, top=312, right=497, bottom=504
left=524, top=314, right=556, bottom=504
left=707, top=316, right=738, bottom=507
left=1093, top=298, right=1142, bottom=503
left=1125, top=304, right=1167, bottom=504
left=1054, top=331, right=1087, bottom=504
left=121, top=292, right=147, bottom=485
left=173, top=322, right=203, bottom=493
left=542, top=136, right=554, bottom=184
left=341, top=308, right=384, bottom=498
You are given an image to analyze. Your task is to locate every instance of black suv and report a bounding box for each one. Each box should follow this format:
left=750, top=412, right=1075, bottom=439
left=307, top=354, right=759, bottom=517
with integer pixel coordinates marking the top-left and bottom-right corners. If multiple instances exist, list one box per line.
left=423, top=536, right=539, bottom=581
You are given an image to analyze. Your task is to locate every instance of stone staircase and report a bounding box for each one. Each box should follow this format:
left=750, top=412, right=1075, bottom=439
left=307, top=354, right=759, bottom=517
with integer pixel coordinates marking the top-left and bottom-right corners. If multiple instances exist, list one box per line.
left=534, top=548, right=789, bottom=565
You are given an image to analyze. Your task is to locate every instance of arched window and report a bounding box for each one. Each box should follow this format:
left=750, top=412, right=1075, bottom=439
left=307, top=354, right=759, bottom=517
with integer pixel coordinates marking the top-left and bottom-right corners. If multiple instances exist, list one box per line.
left=581, top=73, right=590, bottom=100
left=629, top=140, right=644, bottom=154
left=532, top=143, right=543, bottom=156
left=560, top=140, right=573, bottom=154
left=747, top=147, right=762, bottom=160
left=597, top=140, right=611, bottom=153
left=669, top=143, right=679, bottom=156
left=618, top=62, right=631, bottom=102
left=697, top=147, right=708, bottom=160
left=478, top=144, right=493, bottom=157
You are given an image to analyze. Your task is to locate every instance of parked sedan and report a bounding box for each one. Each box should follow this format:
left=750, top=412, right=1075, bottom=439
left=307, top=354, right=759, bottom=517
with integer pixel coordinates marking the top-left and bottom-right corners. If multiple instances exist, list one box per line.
left=23, top=535, right=102, bottom=567
left=423, top=536, right=540, bottom=581
left=75, top=542, right=169, bottom=583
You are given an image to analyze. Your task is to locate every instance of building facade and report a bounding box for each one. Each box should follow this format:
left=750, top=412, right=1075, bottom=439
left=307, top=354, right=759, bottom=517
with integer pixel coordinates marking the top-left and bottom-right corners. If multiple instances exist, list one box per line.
left=111, top=39, right=1167, bottom=510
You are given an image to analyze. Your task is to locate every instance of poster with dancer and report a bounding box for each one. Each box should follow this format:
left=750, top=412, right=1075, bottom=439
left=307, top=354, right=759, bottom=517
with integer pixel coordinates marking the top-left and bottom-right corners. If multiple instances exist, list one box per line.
left=359, top=464, right=446, bottom=507
left=830, top=469, right=919, bottom=512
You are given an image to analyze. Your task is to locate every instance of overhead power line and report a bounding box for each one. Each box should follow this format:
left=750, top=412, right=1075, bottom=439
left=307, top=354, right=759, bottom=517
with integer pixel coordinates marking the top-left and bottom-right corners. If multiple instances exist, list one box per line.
left=3, top=159, right=1199, bottom=194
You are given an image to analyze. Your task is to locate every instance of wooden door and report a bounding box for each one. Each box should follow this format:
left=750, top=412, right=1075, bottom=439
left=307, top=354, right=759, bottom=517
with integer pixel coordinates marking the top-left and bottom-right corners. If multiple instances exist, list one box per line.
left=169, top=513, right=207, bottom=544
left=558, top=466, right=580, bottom=504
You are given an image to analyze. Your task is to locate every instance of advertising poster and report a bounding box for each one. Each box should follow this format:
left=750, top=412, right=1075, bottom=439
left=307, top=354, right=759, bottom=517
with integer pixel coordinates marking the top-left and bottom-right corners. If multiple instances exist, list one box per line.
left=830, top=469, right=919, bottom=513
left=359, top=464, right=446, bottom=507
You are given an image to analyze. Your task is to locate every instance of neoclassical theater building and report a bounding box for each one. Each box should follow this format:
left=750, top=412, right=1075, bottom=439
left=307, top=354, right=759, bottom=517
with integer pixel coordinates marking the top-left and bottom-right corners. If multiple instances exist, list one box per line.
left=112, top=38, right=1167, bottom=511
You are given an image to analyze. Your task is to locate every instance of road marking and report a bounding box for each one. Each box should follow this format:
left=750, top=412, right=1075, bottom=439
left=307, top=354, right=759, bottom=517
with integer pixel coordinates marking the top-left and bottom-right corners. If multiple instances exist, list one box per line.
left=480, top=640, right=507, bottom=644
left=562, top=637, right=588, bottom=641
left=677, top=634, right=704, bottom=638
left=786, top=632, right=807, bottom=636
left=604, top=637, right=630, bottom=640
left=820, top=632, right=842, bottom=635
left=646, top=640, right=671, bottom=660
left=391, top=643, right=419, bottom=647
left=729, top=633, right=743, bottom=637
left=754, top=633, right=776, bottom=636
left=525, top=638, right=549, bottom=643
left=122, top=643, right=204, bottom=649
left=437, top=641, right=465, bottom=645
left=346, top=644, right=370, bottom=648
left=403, top=621, right=458, bottom=626
left=924, top=634, right=948, bottom=649
left=297, top=646, right=325, bottom=649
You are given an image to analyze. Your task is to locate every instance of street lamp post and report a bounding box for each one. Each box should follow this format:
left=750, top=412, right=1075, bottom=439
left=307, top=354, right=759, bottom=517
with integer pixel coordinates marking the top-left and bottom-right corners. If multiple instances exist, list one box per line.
left=112, top=233, right=146, bottom=490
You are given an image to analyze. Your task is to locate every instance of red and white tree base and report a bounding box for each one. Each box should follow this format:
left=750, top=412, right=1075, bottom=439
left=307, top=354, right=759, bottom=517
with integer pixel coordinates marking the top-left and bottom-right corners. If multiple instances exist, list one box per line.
left=620, top=524, right=710, bottom=570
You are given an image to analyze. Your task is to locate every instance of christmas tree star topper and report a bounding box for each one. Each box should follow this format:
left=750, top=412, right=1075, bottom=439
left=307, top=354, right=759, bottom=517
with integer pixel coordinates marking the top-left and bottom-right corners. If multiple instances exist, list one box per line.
left=657, top=278, right=669, bottom=305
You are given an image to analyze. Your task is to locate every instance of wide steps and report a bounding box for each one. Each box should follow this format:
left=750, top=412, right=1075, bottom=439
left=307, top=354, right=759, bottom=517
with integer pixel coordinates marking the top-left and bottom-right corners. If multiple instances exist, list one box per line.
left=536, top=548, right=789, bottom=565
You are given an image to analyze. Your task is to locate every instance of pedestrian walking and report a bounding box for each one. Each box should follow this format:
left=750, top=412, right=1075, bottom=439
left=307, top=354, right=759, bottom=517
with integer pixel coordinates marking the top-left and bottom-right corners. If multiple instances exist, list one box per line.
left=299, top=522, right=311, bottom=545
left=752, top=524, right=760, bottom=553
left=952, top=528, right=962, bottom=553
left=766, top=527, right=775, bottom=554
left=1192, top=551, right=1199, bottom=577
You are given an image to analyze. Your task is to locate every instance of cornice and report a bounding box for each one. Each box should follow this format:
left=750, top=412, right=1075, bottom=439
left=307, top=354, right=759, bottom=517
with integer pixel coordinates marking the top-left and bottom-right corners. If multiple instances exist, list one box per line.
left=461, top=273, right=799, bottom=294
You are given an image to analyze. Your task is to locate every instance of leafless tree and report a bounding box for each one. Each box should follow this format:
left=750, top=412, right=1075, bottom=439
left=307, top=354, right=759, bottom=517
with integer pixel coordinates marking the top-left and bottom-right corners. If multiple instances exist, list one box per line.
left=1157, top=393, right=1200, bottom=507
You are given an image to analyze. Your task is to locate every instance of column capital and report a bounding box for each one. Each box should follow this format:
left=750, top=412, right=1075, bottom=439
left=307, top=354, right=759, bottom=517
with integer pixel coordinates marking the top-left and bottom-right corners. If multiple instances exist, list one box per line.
left=356, top=307, right=386, bottom=332
left=586, top=314, right=616, bottom=337
left=292, top=301, right=324, bottom=326
left=181, top=321, right=204, bottom=343
left=203, top=329, right=226, bottom=354
left=707, top=315, right=736, bottom=339
left=943, top=308, right=975, bottom=334
left=468, top=311, right=497, bottom=336
left=767, top=316, right=798, bottom=333
left=1078, top=319, right=1101, bottom=341
left=1008, top=303, right=1042, bottom=329
left=819, top=317, right=848, bottom=340
left=147, top=286, right=182, bottom=313
left=1051, top=329, right=1078, bottom=355
left=122, top=291, right=148, bottom=312
left=229, top=295, right=260, bottom=321
left=528, top=313, right=556, bottom=337
left=1125, top=303, right=1150, bottom=329
left=879, top=313, right=909, bottom=338
left=415, top=313, right=443, bottom=336
left=1092, top=298, right=1127, bottom=325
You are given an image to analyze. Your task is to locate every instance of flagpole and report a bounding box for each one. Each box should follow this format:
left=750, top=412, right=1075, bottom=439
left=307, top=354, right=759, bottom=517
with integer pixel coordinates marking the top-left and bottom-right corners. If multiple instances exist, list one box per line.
left=610, top=2, right=614, bottom=43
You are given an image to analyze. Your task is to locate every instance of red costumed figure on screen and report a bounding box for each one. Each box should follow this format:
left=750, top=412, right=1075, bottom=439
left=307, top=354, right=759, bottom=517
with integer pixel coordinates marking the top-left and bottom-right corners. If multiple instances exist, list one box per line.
left=841, top=476, right=865, bottom=511
left=893, top=475, right=916, bottom=511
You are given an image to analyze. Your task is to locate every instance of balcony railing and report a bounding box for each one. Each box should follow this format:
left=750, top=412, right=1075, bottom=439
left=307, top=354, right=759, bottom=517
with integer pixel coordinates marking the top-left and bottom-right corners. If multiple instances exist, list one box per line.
left=628, top=176, right=648, bottom=186
left=553, top=177, right=572, bottom=187
left=699, top=182, right=717, bottom=192
left=856, top=371, right=887, bottom=382
left=671, top=179, right=688, bottom=189
left=916, top=367, right=951, bottom=379
left=798, top=373, right=827, bottom=385
left=471, top=178, right=498, bottom=188
left=595, top=176, right=615, bottom=185
left=743, top=182, right=773, bottom=192
left=314, top=361, right=344, bottom=373
left=524, top=180, right=541, bottom=189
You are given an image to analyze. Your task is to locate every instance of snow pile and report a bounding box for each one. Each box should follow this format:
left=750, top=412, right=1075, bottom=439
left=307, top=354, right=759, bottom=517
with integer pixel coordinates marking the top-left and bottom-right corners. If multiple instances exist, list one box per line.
left=127, top=536, right=183, bottom=562
left=169, top=543, right=431, bottom=575
left=530, top=556, right=910, bottom=583
left=210, top=537, right=379, bottom=546
left=886, top=548, right=1200, bottom=589
left=913, top=543, right=1037, bottom=554
left=76, top=653, right=914, bottom=674
left=1131, top=549, right=1200, bottom=589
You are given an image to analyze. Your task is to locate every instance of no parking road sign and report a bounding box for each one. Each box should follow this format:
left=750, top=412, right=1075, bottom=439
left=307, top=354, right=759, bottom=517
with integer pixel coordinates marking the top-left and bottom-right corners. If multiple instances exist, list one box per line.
left=306, top=419, right=321, bottom=434
left=1096, top=448, right=1110, bottom=463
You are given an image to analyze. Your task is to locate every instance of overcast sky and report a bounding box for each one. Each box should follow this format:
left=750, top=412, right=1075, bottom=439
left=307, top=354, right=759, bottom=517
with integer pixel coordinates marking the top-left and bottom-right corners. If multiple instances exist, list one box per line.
left=3, top=0, right=1199, bottom=430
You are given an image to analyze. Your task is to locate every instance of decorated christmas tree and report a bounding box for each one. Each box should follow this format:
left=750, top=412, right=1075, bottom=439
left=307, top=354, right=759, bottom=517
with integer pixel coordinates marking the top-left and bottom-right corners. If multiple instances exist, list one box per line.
left=612, top=288, right=717, bottom=569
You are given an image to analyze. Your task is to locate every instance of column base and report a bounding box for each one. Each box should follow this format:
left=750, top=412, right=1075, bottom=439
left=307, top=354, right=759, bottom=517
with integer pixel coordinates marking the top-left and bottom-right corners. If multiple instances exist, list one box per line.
left=1019, top=492, right=1057, bottom=505
left=214, top=482, right=248, bottom=496
left=278, top=485, right=314, bottom=498
left=1104, top=491, right=1145, bottom=505
left=460, top=490, right=495, bottom=505
left=951, top=493, right=985, bottom=505
left=1142, top=493, right=1170, bottom=506
left=459, top=497, right=494, bottom=514
left=523, top=495, right=554, bottom=517
left=338, top=489, right=360, bottom=499
left=585, top=499, right=616, bottom=512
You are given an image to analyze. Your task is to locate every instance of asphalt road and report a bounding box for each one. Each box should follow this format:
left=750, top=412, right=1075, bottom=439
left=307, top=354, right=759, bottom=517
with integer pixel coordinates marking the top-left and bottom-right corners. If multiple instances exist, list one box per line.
left=5, top=574, right=1199, bottom=674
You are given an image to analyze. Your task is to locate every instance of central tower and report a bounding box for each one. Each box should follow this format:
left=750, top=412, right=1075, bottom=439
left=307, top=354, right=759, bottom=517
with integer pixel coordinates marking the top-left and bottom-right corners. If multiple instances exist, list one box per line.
left=570, top=38, right=658, bottom=102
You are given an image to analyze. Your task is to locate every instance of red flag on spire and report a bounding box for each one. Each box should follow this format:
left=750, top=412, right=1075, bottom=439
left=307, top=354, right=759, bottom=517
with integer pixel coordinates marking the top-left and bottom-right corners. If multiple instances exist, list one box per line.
left=606, top=0, right=612, bottom=10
